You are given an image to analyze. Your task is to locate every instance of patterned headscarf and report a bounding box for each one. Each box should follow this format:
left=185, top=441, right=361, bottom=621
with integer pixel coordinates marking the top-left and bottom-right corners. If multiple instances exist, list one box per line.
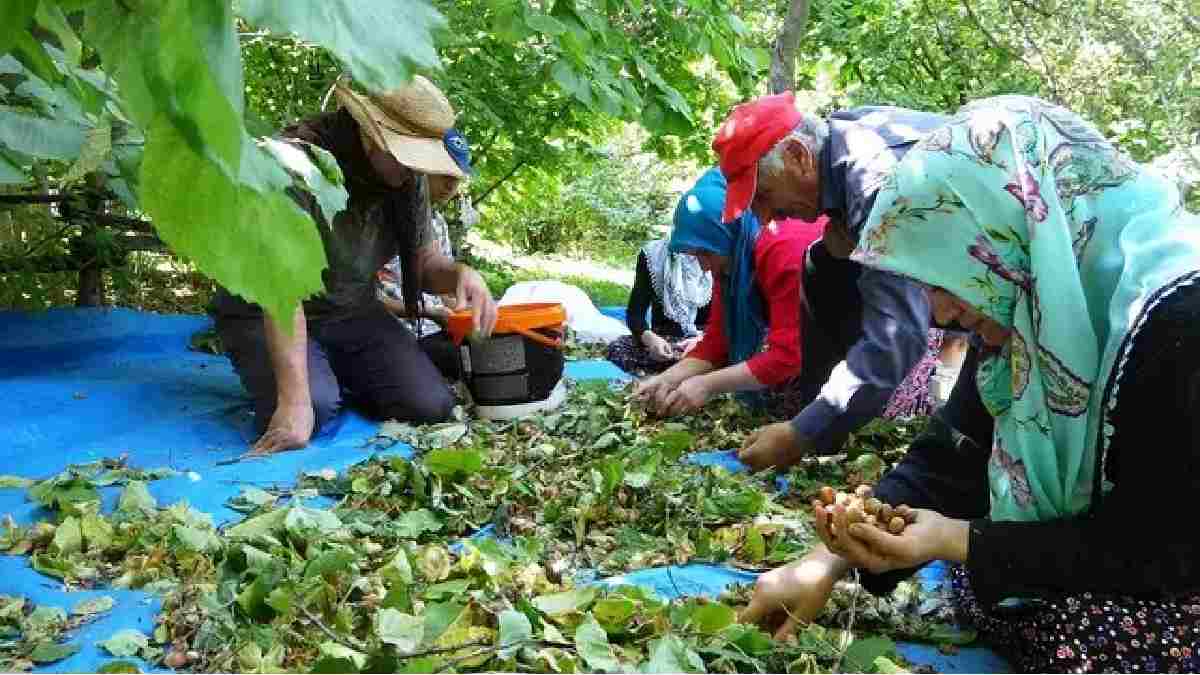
left=854, top=95, right=1200, bottom=522
left=640, top=239, right=712, bottom=337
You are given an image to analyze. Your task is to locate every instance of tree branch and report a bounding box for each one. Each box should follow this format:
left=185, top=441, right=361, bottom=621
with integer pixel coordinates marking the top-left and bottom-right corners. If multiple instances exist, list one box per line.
left=769, top=0, right=811, bottom=94
left=959, top=0, right=1016, bottom=58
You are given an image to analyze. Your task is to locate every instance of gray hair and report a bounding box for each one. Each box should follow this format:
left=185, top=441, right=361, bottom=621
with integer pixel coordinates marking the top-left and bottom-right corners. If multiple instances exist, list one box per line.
left=759, top=117, right=829, bottom=178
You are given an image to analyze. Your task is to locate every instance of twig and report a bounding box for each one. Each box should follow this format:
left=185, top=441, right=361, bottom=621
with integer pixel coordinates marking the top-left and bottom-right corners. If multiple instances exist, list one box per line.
left=299, top=603, right=368, bottom=652
left=833, top=569, right=863, bottom=672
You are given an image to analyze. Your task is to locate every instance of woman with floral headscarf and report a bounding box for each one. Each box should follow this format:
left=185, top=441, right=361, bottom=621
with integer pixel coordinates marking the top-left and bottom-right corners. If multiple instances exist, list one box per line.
left=634, top=168, right=824, bottom=416
left=742, top=95, right=1200, bottom=672
left=605, top=237, right=713, bottom=375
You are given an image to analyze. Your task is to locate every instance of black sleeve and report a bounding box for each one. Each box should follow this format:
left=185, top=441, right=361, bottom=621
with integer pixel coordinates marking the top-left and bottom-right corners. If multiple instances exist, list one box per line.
left=966, top=284, right=1200, bottom=605
left=626, top=252, right=654, bottom=340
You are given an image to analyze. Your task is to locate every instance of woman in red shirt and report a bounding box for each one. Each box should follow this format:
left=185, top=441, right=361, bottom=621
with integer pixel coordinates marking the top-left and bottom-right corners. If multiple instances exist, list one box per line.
left=635, top=168, right=823, bottom=416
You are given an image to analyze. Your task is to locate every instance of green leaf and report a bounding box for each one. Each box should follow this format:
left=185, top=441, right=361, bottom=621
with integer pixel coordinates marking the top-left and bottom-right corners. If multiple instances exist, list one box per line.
left=317, top=642, right=366, bottom=670
left=72, top=595, right=115, bottom=616
left=424, top=579, right=471, bottom=600
left=116, top=481, right=156, bottom=515
left=874, top=656, right=906, bottom=673
left=0, top=0, right=38, bottom=56
left=0, top=106, right=85, bottom=161
left=526, top=12, right=568, bottom=35
left=376, top=608, right=423, bottom=654
left=689, top=603, right=736, bottom=635
left=574, top=613, right=619, bottom=673
left=310, top=656, right=358, bottom=674
left=842, top=635, right=897, bottom=673
left=284, top=504, right=343, bottom=541
left=421, top=601, right=465, bottom=645
left=592, top=598, right=636, bottom=631
left=380, top=549, right=413, bottom=586
left=423, top=448, right=483, bottom=478
left=12, top=33, right=60, bottom=83
left=642, top=634, right=703, bottom=673
left=551, top=59, right=583, bottom=99
left=225, top=506, right=288, bottom=541
left=97, top=629, right=149, bottom=658
left=50, top=516, right=83, bottom=555
left=304, top=546, right=356, bottom=579
left=31, top=552, right=80, bottom=580
left=173, top=525, right=222, bottom=554
left=96, top=660, right=140, bottom=674
left=63, top=118, right=111, bottom=183
left=497, top=609, right=532, bottom=654
left=81, top=513, right=113, bottom=551
left=532, top=587, right=596, bottom=616
left=35, top=2, right=82, bottom=66
left=726, top=624, right=773, bottom=656
left=30, top=641, right=80, bottom=664
left=392, top=508, right=442, bottom=539
left=238, top=0, right=445, bottom=92
left=236, top=574, right=278, bottom=622
left=261, top=138, right=348, bottom=223
left=138, top=116, right=328, bottom=326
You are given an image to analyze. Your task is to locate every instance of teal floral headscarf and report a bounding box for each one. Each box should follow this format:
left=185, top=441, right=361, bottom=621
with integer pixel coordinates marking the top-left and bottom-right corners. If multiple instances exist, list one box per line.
left=853, top=95, right=1200, bottom=522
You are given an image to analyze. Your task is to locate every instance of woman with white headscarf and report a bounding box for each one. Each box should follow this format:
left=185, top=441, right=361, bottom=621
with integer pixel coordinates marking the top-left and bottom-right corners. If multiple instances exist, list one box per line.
left=606, top=238, right=713, bottom=375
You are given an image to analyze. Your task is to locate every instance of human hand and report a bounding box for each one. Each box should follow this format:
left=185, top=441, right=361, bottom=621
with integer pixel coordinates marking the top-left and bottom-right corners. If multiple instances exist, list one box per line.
left=659, top=376, right=711, bottom=416
left=252, top=399, right=315, bottom=455
left=677, top=335, right=702, bottom=356
left=739, top=547, right=848, bottom=639
left=813, top=503, right=967, bottom=574
left=641, top=332, right=674, bottom=362
left=453, top=265, right=498, bottom=337
left=738, top=422, right=813, bottom=472
left=632, top=374, right=671, bottom=405
left=425, top=304, right=453, bottom=327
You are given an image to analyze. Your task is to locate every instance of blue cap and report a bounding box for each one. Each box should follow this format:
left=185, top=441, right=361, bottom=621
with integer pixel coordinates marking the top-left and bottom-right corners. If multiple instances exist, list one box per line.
left=443, top=128, right=474, bottom=176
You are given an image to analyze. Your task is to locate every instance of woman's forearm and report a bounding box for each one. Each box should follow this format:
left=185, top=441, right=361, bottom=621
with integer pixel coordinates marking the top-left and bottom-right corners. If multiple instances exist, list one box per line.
left=696, top=361, right=764, bottom=395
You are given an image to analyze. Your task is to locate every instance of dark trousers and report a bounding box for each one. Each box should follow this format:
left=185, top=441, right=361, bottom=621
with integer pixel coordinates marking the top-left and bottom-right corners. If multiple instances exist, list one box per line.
left=216, top=305, right=455, bottom=435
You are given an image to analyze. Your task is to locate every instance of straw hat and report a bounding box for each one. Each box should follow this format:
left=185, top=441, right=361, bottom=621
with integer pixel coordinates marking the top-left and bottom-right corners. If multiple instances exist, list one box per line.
left=335, top=76, right=467, bottom=179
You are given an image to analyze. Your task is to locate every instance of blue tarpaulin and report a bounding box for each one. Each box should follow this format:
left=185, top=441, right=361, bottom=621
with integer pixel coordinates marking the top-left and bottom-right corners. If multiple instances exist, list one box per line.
left=0, top=307, right=1008, bottom=673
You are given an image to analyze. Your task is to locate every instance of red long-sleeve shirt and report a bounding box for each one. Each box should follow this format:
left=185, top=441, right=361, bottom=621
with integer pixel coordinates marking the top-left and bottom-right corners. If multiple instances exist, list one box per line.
left=688, top=217, right=825, bottom=386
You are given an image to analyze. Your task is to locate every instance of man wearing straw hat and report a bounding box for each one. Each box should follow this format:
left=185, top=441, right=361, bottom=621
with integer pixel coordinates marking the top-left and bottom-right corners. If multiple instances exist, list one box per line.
left=211, top=76, right=498, bottom=455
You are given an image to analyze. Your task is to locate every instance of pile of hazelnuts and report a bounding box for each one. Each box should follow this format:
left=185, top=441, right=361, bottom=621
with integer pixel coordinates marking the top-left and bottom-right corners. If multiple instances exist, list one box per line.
left=817, top=484, right=916, bottom=534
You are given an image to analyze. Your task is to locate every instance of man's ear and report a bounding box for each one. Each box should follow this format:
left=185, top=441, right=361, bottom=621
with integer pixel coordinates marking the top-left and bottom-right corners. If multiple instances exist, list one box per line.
left=783, top=138, right=815, bottom=173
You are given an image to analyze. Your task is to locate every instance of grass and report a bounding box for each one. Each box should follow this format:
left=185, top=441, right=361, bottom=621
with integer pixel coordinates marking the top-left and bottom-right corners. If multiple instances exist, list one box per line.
left=469, top=254, right=631, bottom=308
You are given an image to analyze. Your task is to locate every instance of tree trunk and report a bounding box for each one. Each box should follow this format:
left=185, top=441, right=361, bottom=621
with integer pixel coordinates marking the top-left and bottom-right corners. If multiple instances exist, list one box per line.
left=769, top=0, right=811, bottom=94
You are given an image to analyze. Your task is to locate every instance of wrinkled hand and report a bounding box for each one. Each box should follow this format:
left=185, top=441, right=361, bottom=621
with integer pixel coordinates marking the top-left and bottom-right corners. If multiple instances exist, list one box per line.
left=252, top=400, right=314, bottom=455
left=659, top=376, right=711, bottom=417
left=813, top=503, right=965, bottom=574
left=633, top=374, right=671, bottom=406
left=454, top=265, right=498, bottom=338
left=739, top=547, right=847, bottom=639
left=677, top=335, right=702, bottom=356
left=642, top=332, right=674, bottom=362
left=425, top=303, right=453, bottom=327
left=738, top=422, right=813, bottom=472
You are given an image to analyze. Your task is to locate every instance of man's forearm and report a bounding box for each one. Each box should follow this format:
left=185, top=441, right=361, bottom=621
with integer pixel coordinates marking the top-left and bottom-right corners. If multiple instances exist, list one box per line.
left=264, top=305, right=310, bottom=407
left=418, top=242, right=461, bottom=295
left=697, top=361, right=764, bottom=395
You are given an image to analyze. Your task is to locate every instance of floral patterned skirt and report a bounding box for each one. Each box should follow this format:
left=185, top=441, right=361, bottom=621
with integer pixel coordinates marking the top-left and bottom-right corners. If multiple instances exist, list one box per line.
left=951, top=565, right=1200, bottom=673
left=605, top=335, right=680, bottom=375
left=882, top=329, right=944, bottom=419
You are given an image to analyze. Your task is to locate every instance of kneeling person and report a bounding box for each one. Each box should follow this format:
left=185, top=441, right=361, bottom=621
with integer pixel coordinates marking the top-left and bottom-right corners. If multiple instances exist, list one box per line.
left=211, top=77, right=497, bottom=454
